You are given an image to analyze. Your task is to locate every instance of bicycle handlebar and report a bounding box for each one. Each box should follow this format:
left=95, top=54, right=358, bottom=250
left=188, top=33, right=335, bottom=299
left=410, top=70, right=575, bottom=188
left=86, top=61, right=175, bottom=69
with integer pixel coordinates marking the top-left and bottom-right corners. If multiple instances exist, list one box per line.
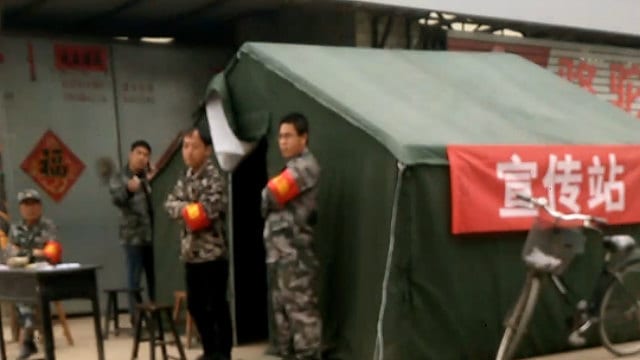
left=516, top=194, right=608, bottom=226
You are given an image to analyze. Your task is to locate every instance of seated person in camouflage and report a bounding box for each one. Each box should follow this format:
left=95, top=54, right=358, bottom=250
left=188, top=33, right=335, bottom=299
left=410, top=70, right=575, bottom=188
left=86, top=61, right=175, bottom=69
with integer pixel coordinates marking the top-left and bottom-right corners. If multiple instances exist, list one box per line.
left=0, top=217, right=8, bottom=256
left=6, top=189, right=58, bottom=360
left=0, top=197, right=9, bottom=256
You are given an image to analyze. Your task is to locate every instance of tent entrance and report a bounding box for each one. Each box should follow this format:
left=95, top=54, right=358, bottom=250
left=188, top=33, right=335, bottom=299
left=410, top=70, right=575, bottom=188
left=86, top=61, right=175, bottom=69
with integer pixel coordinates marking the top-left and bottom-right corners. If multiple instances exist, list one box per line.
left=229, top=138, right=270, bottom=345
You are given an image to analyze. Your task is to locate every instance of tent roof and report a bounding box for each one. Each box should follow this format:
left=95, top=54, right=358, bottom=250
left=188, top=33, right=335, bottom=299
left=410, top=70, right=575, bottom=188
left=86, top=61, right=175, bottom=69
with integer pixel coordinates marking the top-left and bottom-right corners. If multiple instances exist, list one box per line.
left=231, top=42, right=640, bottom=165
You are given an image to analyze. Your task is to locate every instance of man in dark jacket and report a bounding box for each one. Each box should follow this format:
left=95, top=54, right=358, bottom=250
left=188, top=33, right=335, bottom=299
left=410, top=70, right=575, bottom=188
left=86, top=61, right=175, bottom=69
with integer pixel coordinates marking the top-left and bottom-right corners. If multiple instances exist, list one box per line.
left=109, top=140, right=155, bottom=323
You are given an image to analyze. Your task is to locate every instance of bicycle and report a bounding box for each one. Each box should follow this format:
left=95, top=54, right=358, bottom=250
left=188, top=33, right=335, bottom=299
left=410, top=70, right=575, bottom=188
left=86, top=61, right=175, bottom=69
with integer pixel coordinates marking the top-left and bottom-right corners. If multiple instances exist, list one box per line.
left=495, top=194, right=640, bottom=360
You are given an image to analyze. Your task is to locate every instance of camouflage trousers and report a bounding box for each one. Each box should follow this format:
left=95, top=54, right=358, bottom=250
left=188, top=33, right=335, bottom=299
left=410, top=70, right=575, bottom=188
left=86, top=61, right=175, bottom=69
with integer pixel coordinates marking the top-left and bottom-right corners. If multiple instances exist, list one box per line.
left=268, top=259, right=322, bottom=360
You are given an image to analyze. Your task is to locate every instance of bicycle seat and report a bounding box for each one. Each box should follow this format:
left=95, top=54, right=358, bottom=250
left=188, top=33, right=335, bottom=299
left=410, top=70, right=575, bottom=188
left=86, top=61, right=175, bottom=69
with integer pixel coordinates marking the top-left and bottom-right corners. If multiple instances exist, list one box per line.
left=603, top=235, right=636, bottom=252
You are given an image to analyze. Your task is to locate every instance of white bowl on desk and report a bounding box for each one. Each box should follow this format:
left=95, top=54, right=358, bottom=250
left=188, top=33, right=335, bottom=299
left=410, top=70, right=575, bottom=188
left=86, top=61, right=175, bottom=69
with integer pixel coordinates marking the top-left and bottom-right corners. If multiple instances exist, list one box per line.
left=6, top=256, right=29, bottom=268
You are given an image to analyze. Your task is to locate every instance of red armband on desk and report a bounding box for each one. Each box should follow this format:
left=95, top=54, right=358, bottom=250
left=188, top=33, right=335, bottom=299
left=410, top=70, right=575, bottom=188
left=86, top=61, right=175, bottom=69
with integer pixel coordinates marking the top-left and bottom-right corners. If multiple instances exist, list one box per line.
left=181, top=202, right=211, bottom=232
left=267, top=168, right=301, bottom=205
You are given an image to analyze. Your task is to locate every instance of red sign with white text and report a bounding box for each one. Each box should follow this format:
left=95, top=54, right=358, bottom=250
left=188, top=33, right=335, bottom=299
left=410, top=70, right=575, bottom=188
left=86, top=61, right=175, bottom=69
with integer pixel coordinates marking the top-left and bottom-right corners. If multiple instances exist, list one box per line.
left=447, top=145, right=640, bottom=234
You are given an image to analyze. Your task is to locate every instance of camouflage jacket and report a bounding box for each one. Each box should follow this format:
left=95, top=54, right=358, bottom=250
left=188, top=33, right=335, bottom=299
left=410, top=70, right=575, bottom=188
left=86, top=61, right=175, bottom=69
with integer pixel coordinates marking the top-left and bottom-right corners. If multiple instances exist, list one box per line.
left=7, top=217, right=57, bottom=261
left=109, top=166, right=154, bottom=246
left=262, top=148, right=320, bottom=264
left=164, top=158, right=228, bottom=263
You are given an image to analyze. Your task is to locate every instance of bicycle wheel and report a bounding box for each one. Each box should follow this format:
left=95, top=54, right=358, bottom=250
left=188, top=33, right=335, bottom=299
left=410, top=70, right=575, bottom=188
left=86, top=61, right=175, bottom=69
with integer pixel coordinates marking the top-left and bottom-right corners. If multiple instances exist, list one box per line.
left=599, top=264, right=640, bottom=356
left=495, top=271, right=542, bottom=360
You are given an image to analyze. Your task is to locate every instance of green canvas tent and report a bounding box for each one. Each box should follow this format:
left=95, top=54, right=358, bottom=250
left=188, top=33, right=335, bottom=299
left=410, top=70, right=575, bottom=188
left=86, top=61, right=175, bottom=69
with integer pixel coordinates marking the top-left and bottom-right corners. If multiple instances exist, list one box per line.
left=151, top=42, right=640, bottom=360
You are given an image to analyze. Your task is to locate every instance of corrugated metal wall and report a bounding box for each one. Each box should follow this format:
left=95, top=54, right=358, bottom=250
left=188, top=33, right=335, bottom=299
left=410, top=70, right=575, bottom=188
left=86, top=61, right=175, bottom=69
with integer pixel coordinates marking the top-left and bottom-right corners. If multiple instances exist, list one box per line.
left=0, top=34, right=231, bottom=313
left=448, top=31, right=640, bottom=119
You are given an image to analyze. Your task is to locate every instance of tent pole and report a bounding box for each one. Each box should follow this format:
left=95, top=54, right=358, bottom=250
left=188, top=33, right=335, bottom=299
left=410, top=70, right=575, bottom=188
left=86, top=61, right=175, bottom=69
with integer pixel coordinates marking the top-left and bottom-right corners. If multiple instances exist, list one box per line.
left=227, top=171, right=238, bottom=347
left=108, top=44, right=124, bottom=168
left=374, top=161, right=406, bottom=360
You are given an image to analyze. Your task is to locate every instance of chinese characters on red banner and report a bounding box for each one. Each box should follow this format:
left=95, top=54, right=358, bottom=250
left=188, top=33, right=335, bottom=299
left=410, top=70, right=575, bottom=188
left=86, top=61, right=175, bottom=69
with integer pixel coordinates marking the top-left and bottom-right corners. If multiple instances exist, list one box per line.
left=497, top=153, right=624, bottom=219
left=54, top=44, right=108, bottom=72
left=20, top=131, right=85, bottom=202
left=447, top=145, right=640, bottom=234
left=54, top=43, right=110, bottom=103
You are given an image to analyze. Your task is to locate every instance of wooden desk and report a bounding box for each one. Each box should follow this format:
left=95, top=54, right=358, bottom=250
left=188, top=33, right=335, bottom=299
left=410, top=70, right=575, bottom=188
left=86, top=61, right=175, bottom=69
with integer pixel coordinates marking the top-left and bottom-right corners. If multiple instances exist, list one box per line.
left=0, top=265, right=104, bottom=360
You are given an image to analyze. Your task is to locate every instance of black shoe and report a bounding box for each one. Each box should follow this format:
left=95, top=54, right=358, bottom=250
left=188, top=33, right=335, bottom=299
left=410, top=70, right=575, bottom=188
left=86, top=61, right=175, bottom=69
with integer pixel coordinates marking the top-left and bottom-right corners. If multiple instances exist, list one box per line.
left=16, top=341, right=37, bottom=360
left=195, top=355, right=212, bottom=360
left=264, top=346, right=280, bottom=356
left=292, top=352, right=321, bottom=360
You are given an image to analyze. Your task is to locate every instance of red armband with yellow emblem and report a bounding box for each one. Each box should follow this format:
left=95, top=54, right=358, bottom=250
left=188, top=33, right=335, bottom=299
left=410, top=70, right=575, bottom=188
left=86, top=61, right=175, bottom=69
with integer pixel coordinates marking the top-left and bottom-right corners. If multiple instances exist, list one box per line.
left=0, top=230, right=7, bottom=250
left=181, top=202, right=211, bottom=232
left=43, top=240, right=63, bottom=265
left=267, top=168, right=301, bottom=205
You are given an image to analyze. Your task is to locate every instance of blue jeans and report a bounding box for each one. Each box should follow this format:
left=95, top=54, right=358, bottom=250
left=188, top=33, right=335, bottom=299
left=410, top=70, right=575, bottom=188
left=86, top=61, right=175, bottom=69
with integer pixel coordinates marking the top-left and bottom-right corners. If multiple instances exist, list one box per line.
left=16, top=303, right=36, bottom=342
left=124, top=244, right=155, bottom=320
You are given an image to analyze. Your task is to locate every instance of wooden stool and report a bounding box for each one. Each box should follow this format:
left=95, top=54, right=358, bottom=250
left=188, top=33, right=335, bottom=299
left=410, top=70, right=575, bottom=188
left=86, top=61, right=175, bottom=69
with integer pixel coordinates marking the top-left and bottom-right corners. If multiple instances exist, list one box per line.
left=131, top=302, right=187, bottom=360
left=12, top=301, right=74, bottom=346
left=51, top=302, right=74, bottom=346
left=172, top=291, right=198, bottom=348
left=6, top=302, right=19, bottom=342
left=103, top=287, right=144, bottom=339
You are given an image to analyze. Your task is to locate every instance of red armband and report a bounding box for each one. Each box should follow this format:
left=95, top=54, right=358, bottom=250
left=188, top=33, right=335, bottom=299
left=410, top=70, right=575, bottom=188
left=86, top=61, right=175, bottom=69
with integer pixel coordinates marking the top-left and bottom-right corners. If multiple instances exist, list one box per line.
left=43, top=240, right=63, bottom=265
left=267, top=168, right=301, bottom=205
left=0, top=230, right=7, bottom=250
left=182, top=202, right=211, bottom=232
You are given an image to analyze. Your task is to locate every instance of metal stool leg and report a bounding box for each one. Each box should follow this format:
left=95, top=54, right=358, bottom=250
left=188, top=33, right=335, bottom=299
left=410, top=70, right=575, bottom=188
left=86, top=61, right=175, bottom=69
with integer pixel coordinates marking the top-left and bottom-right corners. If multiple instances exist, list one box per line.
left=165, top=308, right=187, bottom=360
left=113, top=294, right=120, bottom=336
left=103, top=293, right=114, bottom=339
left=154, top=311, right=168, bottom=360
left=148, top=311, right=157, bottom=360
left=130, top=308, right=144, bottom=360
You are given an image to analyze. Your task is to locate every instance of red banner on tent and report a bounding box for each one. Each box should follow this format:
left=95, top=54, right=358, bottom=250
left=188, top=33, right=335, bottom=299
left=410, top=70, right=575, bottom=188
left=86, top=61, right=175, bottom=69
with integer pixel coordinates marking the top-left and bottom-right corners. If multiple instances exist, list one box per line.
left=447, top=145, right=640, bottom=234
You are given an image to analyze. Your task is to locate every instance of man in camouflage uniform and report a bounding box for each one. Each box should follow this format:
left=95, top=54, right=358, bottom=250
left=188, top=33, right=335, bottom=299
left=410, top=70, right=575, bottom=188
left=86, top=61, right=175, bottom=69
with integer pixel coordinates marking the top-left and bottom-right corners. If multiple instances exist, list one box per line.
left=165, top=125, right=231, bottom=360
left=262, top=113, right=322, bottom=360
left=109, top=140, right=155, bottom=323
left=7, top=189, right=58, bottom=359
left=0, top=214, right=8, bottom=258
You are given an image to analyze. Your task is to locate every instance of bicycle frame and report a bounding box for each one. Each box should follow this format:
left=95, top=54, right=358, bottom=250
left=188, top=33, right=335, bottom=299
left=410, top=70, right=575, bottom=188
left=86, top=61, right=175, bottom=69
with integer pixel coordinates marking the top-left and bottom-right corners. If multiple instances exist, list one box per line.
left=496, top=194, right=640, bottom=360
left=547, top=250, right=640, bottom=330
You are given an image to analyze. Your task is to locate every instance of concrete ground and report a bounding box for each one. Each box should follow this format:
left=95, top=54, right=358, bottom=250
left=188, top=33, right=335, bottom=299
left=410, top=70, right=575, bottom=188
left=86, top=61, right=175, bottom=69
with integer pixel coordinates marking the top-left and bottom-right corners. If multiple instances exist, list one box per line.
left=521, top=345, right=640, bottom=360
left=5, top=314, right=639, bottom=360
left=1, top=314, right=271, bottom=360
